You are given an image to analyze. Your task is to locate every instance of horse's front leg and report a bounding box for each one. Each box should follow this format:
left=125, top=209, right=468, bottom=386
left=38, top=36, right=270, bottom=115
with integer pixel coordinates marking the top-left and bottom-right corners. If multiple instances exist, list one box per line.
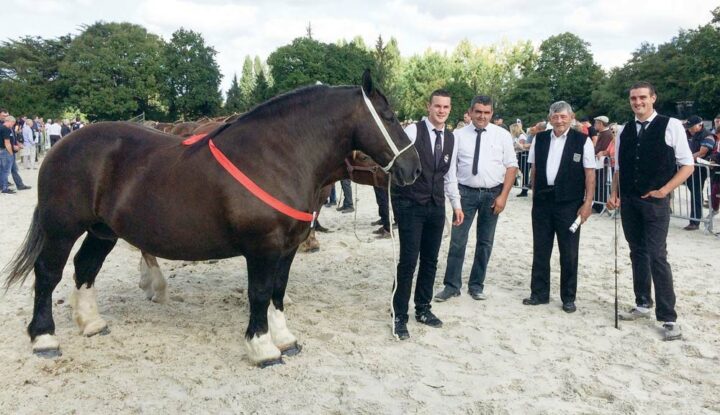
left=269, top=248, right=301, bottom=356
left=244, top=254, right=283, bottom=367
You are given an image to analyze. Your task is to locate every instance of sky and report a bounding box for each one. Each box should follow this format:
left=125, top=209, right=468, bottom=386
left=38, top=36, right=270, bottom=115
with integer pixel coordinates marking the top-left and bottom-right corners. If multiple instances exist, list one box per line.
left=2, top=0, right=717, bottom=93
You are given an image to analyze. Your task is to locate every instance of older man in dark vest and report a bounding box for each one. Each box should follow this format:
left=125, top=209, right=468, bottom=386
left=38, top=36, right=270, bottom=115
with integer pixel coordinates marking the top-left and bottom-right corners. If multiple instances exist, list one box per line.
left=523, top=101, right=595, bottom=313
left=391, top=89, right=464, bottom=340
left=607, top=82, right=694, bottom=341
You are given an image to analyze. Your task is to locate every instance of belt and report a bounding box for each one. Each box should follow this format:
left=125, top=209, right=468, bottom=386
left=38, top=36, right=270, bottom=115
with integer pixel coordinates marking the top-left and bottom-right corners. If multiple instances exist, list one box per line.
left=459, top=183, right=503, bottom=192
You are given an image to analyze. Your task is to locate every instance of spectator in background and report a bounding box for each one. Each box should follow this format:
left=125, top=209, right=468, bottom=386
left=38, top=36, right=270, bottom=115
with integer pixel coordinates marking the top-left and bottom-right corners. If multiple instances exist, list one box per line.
left=492, top=115, right=509, bottom=131
left=579, top=116, right=597, bottom=142
left=592, top=116, right=615, bottom=212
left=1, top=115, right=16, bottom=194
left=336, top=179, right=354, bottom=213
left=48, top=119, right=62, bottom=146
left=20, top=119, right=37, bottom=169
left=61, top=119, right=72, bottom=137
left=712, top=114, right=720, bottom=134
left=683, top=115, right=715, bottom=230
left=511, top=122, right=531, bottom=197
left=71, top=117, right=84, bottom=131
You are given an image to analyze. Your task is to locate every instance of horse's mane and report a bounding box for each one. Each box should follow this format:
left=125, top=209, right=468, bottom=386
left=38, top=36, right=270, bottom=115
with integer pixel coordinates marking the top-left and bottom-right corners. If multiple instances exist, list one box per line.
left=183, top=84, right=357, bottom=150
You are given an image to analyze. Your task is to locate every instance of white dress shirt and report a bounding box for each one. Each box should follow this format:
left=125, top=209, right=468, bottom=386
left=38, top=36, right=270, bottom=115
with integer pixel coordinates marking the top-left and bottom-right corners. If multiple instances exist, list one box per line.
left=528, top=129, right=595, bottom=186
left=453, top=123, right=518, bottom=188
left=614, top=111, right=694, bottom=169
left=403, top=119, right=461, bottom=209
left=47, top=122, right=62, bottom=136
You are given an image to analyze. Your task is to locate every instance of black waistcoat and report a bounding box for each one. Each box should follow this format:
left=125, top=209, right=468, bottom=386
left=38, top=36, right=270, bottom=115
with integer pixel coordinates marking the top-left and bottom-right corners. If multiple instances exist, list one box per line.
left=533, top=129, right=588, bottom=203
left=393, top=121, right=454, bottom=206
left=618, top=115, right=675, bottom=197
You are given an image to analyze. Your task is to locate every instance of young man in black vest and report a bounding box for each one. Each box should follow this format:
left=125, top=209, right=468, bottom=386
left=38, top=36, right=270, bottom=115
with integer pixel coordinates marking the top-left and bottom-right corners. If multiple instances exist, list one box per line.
left=523, top=101, right=595, bottom=313
left=391, top=90, right=464, bottom=340
left=607, top=82, right=694, bottom=341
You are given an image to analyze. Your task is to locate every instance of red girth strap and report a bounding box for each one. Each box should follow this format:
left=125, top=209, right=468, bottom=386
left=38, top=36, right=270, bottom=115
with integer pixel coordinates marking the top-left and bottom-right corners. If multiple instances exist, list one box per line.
left=182, top=134, right=315, bottom=223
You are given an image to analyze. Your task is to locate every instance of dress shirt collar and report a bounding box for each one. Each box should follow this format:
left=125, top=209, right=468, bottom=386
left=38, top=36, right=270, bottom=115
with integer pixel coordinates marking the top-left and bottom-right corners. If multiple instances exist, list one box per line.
left=550, top=128, right=570, bottom=140
left=634, top=111, right=657, bottom=125
left=423, top=118, right=445, bottom=136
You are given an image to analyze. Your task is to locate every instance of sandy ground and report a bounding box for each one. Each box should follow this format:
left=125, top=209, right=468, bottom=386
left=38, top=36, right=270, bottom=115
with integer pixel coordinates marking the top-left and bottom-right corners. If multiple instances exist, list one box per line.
left=1, top=166, right=719, bottom=415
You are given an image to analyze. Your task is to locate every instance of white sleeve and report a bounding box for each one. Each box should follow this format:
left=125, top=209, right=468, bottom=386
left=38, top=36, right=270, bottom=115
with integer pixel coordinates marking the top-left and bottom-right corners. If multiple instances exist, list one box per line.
left=403, top=123, right=418, bottom=145
left=444, top=138, right=461, bottom=210
left=527, top=138, right=536, bottom=163
left=582, top=137, right=595, bottom=168
left=666, top=118, right=694, bottom=166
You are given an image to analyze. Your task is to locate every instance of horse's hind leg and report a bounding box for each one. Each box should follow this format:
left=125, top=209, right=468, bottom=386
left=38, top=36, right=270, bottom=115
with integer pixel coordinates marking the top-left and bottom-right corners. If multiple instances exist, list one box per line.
left=138, top=252, right=168, bottom=303
left=69, top=233, right=116, bottom=337
left=244, top=254, right=283, bottom=367
left=29, top=236, right=77, bottom=357
left=268, top=248, right=300, bottom=356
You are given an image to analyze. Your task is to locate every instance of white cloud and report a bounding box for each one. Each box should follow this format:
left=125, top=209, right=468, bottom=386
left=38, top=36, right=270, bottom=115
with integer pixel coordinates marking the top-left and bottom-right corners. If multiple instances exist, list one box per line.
left=1, top=0, right=717, bottom=91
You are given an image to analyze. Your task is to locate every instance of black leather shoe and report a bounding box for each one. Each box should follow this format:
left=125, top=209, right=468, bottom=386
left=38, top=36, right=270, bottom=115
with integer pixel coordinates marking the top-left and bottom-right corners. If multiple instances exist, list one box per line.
left=371, top=219, right=383, bottom=226
left=1, top=189, right=16, bottom=194
left=393, top=317, right=409, bottom=340
left=522, top=296, right=549, bottom=305
left=434, top=287, right=460, bottom=302
left=17, top=185, right=31, bottom=190
left=315, top=223, right=330, bottom=233
left=562, top=302, right=576, bottom=313
left=415, top=310, right=443, bottom=327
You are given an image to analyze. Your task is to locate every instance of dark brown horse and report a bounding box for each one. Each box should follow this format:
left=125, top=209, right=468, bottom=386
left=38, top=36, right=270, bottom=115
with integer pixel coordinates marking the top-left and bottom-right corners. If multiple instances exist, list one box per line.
left=3, top=71, right=420, bottom=366
left=139, top=150, right=388, bottom=301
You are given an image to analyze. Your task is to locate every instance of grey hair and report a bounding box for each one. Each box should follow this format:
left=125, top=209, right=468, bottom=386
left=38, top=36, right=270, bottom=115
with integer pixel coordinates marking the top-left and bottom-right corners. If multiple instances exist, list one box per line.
left=548, top=101, right=574, bottom=117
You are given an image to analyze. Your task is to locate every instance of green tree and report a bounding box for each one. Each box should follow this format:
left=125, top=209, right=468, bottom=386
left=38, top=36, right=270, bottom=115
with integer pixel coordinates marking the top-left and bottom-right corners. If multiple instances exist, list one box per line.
left=504, top=72, right=553, bottom=125
left=253, top=69, right=271, bottom=105
left=224, top=74, right=242, bottom=114
left=535, top=33, right=604, bottom=113
left=0, top=35, right=72, bottom=118
left=372, top=36, right=403, bottom=110
left=162, top=28, right=222, bottom=120
left=59, top=22, right=164, bottom=120
left=238, top=55, right=256, bottom=111
left=268, top=36, right=374, bottom=94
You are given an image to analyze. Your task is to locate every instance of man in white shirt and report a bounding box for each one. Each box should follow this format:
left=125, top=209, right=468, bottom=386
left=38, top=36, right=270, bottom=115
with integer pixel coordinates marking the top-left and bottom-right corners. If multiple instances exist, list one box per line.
left=607, top=82, right=694, bottom=341
left=391, top=89, right=464, bottom=340
left=523, top=101, right=595, bottom=313
left=47, top=120, right=62, bottom=147
left=435, top=95, right=518, bottom=302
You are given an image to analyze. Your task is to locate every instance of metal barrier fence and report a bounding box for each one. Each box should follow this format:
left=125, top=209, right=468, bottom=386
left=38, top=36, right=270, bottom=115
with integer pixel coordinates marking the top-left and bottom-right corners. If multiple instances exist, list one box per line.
left=671, top=162, right=716, bottom=233
left=593, top=156, right=613, bottom=215
left=515, top=150, right=530, bottom=191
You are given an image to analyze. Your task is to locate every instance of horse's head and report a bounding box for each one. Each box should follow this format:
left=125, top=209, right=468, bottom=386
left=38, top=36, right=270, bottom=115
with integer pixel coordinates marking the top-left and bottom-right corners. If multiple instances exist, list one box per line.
left=353, top=70, right=421, bottom=186
left=345, top=151, right=388, bottom=188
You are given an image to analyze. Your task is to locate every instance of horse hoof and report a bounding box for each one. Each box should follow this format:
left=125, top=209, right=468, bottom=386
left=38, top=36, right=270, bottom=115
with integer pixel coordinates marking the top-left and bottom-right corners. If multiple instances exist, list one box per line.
left=258, top=358, right=284, bottom=368
left=33, top=348, right=62, bottom=358
left=281, top=343, right=302, bottom=357
left=83, top=321, right=110, bottom=337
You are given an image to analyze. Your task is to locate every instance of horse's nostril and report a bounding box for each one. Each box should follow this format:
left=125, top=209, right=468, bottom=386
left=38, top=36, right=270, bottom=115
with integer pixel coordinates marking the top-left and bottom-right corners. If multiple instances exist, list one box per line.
left=415, top=168, right=421, bottom=176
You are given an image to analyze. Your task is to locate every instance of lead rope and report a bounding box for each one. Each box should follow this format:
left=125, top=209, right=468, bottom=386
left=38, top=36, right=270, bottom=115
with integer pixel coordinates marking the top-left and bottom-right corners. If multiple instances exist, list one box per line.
left=388, top=184, right=400, bottom=340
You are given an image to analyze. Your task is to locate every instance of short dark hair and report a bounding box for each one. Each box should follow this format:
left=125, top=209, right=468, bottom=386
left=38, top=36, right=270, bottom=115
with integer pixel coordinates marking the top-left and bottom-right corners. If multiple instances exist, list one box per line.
left=715, top=114, right=720, bottom=119
left=630, top=81, right=656, bottom=96
left=429, top=89, right=451, bottom=102
left=469, top=95, right=493, bottom=110
left=0, top=108, right=8, bottom=114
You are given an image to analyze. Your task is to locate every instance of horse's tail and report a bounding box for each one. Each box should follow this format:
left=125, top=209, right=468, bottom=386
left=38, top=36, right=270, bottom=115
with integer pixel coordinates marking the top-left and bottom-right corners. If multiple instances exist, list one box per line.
left=3, top=207, right=45, bottom=290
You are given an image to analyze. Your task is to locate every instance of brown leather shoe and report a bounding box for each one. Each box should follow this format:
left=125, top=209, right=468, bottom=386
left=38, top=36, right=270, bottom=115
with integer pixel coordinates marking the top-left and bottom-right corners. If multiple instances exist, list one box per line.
left=683, top=224, right=699, bottom=231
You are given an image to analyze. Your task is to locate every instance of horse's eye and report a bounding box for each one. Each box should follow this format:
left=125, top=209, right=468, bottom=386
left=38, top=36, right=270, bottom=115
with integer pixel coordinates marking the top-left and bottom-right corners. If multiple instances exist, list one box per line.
left=381, top=111, right=394, bottom=121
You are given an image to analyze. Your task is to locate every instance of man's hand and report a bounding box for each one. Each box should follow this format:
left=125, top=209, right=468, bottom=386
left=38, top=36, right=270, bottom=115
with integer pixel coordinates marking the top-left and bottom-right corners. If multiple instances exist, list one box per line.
left=492, top=194, right=508, bottom=215
left=607, top=193, right=620, bottom=210
left=641, top=188, right=668, bottom=199
left=578, top=203, right=592, bottom=224
left=452, top=208, right=464, bottom=226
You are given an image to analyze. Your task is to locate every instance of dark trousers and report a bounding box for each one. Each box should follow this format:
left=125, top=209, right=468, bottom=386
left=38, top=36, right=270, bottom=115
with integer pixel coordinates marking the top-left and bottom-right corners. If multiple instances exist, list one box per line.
left=530, top=198, right=583, bottom=303
left=10, top=154, right=26, bottom=187
left=50, top=135, right=61, bottom=146
left=373, top=186, right=390, bottom=230
left=339, top=179, right=353, bottom=208
left=392, top=198, right=445, bottom=319
left=686, top=167, right=708, bottom=225
left=327, top=185, right=336, bottom=204
left=621, top=195, right=677, bottom=322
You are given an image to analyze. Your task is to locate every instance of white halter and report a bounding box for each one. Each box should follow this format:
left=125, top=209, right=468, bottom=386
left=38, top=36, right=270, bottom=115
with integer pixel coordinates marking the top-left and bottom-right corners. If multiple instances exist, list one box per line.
left=361, top=88, right=414, bottom=173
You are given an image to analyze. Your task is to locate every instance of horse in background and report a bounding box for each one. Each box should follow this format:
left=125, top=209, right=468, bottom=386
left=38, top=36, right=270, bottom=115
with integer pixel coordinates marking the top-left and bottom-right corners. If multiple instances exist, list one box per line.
left=4, top=70, right=420, bottom=367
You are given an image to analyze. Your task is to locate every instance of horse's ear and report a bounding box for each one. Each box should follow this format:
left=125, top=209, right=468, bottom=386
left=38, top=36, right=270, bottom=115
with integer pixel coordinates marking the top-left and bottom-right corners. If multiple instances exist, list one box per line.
left=362, top=69, right=373, bottom=95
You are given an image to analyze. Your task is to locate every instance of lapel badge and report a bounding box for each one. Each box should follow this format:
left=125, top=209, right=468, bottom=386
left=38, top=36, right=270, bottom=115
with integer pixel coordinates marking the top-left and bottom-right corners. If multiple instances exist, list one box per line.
left=444, top=154, right=449, bottom=164
left=573, top=153, right=581, bottom=162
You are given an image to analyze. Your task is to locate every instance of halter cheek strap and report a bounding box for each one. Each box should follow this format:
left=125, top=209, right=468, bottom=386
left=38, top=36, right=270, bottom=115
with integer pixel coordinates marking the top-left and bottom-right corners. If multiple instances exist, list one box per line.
left=361, top=88, right=414, bottom=173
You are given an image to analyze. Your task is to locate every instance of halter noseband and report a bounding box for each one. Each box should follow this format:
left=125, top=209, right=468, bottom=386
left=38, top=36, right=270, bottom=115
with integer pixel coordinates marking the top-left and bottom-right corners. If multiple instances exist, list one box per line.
left=361, top=88, right=414, bottom=173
